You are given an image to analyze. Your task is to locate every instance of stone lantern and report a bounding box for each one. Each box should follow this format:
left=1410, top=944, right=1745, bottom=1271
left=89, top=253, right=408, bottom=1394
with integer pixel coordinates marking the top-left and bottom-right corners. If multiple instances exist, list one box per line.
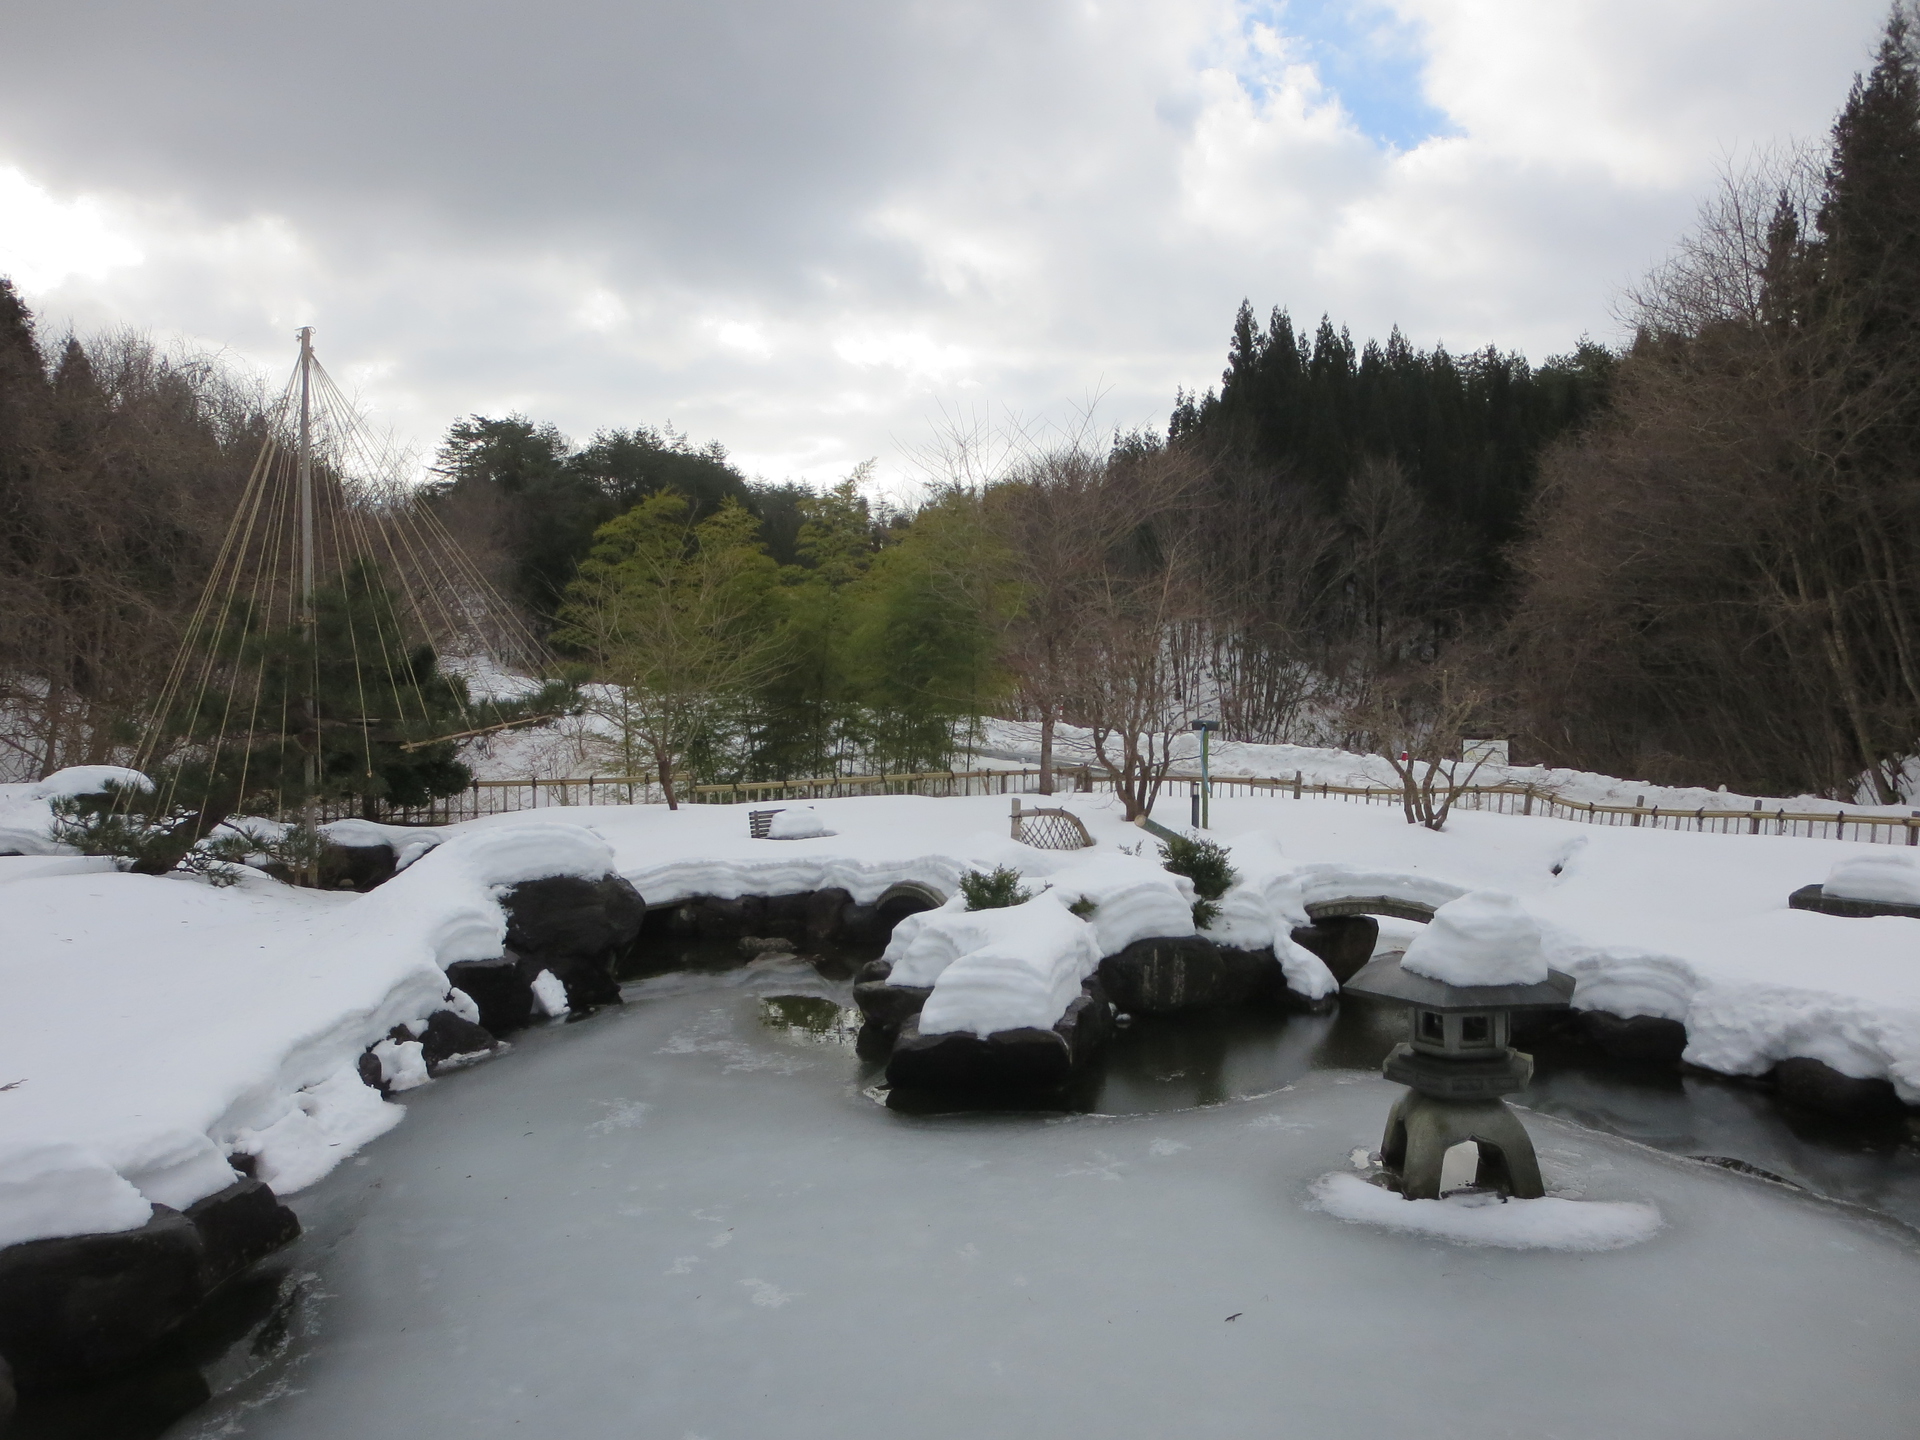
left=1343, top=891, right=1573, bottom=1200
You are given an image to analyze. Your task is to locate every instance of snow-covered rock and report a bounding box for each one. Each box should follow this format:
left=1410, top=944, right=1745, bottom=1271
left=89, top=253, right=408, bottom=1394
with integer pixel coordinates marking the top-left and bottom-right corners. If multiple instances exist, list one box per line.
left=1824, top=852, right=1920, bottom=906
left=1402, top=891, right=1548, bottom=987
left=0, top=766, right=153, bottom=856
left=767, top=806, right=836, bottom=840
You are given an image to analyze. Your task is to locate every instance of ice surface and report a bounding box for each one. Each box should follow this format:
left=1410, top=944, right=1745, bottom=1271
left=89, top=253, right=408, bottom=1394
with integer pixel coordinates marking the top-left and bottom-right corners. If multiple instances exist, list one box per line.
left=1401, top=889, right=1548, bottom=987
left=178, top=976, right=1920, bottom=1440
left=1826, top=851, right=1920, bottom=905
left=1308, top=1171, right=1663, bottom=1250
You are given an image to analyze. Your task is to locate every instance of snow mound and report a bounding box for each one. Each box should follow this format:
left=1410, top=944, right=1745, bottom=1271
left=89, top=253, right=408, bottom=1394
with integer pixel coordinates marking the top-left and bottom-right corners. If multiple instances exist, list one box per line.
left=767, top=807, right=836, bottom=840
left=1308, top=1172, right=1662, bottom=1250
left=0, top=1141, right=154, bottom=1248
left=910, top=898, right=1103, bottom=1039
left=1824, top=852, right=1920, bottom=906
left=31, top=766, right=153, bottom=801
left=1403, top=890, right=1548, bottom=987
left=0, top=765, right=154, bottom=856
left=1037, top=853, right=1196, bottom=956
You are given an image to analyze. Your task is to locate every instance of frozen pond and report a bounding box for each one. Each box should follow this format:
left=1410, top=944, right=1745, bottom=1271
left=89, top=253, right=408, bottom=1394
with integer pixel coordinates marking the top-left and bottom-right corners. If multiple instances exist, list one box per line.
left=116, top=959, right=1920, bottom=1440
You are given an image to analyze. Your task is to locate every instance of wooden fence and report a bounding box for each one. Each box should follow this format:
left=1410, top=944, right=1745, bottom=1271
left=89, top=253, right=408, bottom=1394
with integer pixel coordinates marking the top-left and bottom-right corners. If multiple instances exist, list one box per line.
left=333, top=764, right=1920, bottom=845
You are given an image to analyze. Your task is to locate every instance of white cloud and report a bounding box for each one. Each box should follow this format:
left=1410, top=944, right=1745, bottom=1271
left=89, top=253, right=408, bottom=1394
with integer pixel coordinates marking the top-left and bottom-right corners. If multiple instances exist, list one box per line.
left=0, top=0, right=1892, bottom=484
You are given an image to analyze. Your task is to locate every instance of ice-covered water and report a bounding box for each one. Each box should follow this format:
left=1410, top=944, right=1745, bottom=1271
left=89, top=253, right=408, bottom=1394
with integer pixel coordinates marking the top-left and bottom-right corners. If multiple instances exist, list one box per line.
left=158, top=960, right=1920, bottom=1440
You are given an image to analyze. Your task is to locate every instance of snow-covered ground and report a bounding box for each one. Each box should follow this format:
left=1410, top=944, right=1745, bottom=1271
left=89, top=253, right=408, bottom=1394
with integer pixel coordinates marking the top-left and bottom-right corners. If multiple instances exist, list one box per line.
left=3, top=786, right=1918, bottom=1258
left=972, top=716, right=1920, bottom=813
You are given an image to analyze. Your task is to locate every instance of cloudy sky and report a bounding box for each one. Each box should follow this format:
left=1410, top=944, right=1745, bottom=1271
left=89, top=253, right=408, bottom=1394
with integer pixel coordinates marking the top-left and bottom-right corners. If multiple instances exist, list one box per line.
left=0, top=0, right=1890, bottom=489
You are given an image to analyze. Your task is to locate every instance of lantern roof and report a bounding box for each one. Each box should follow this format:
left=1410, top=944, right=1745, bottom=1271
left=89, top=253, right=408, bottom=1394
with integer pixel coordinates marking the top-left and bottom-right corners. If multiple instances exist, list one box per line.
left=1343, top=954, right=1575, bottom=1013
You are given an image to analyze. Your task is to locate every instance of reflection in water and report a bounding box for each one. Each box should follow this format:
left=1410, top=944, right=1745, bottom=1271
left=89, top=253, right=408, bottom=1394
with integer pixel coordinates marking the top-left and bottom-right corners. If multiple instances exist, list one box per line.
left=759, top=995, right=863, bottom=1050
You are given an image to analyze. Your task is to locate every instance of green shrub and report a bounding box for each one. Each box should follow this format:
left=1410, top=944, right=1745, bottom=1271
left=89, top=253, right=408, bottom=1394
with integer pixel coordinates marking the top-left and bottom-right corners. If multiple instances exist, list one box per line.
left=1067, top=895, right=1099, bottom=919
left=1157, top=835, right=1238, bottom=901
left=1190, top=897, right=1223, bottom=930
left=959, top=865, right=1032, bottom=911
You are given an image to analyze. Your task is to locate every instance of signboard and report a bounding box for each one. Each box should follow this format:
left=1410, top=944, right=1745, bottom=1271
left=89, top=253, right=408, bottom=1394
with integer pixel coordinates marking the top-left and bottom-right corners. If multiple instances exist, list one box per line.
left=1462, top=738, right=1510, bottom=767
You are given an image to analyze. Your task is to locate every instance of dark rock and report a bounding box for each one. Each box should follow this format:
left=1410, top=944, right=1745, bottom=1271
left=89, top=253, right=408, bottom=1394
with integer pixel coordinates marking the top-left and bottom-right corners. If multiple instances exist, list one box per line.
left=322, top=843, right=400, bottom=893
left=0, top=1210, right=206, bottom=1388
left=446, top=955, right=538, bottom=1035
left=873, top=888, right=939, bottom=932
left=183, top=1180, right=300, bottom=1291
left=690, top=894, right=766, bottom=938
left=855, top=958, right=893, bottom=984
left=417, top=1009, right=498, bottom=1073
left=538, top=948, right=623, bottom=1011
left=501, top=874, right=646, bottom=961
left=1098, top=936, right=1280, bottom=1014
left=1788, top=883, right=1920, bottom=921
left=1773, top=1057, right=1908, bottom=1120
left=886, top=1017, right=1074, bottom=1094
left=760, top=892, right=814, bottom=938
left=806, top=887, right=855, bottom=942
left=355, top=1049, right=388, bottom=1095
left=853, top=980, right=933, bottom=1037
left=836, top=902, right=890, bottom=946
left=498, top=874, right=645, bottom=1013
left=1579, top=1010, right=1688, bottom=1065
left=1288, top=916, right=1380, bottom=983
left=884, top=978, right=1110, bottom=1095
left=1054, top=975, right=1114, bottom=1066
left=0, top=1353, right=12, bottom=1432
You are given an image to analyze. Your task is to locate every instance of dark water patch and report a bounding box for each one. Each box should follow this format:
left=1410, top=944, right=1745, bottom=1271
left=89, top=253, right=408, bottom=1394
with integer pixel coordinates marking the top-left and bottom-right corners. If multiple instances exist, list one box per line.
left=759, top=995, right=863, bottom=1050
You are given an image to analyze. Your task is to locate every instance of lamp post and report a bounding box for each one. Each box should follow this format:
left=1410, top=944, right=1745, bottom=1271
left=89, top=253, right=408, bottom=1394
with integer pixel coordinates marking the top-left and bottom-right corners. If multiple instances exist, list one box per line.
left=1343, top=946, right=1573, bottom=1199
left=1191, top=719, right=1218, bottom=829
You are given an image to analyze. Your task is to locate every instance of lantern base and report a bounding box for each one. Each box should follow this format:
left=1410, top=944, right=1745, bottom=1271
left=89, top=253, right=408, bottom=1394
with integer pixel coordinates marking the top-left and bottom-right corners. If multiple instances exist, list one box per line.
left=1379, top=1089, right=1545, bottom=1200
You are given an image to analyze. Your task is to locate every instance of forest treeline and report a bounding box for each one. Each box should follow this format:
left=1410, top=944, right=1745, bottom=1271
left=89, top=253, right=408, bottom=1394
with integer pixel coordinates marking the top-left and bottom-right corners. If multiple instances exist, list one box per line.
left=0, top=8, right=1914, bottom=808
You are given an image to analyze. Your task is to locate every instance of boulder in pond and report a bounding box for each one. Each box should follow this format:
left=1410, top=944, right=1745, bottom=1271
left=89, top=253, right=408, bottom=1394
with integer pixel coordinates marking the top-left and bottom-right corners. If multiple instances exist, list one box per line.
left=1578, top=1010, right=1688, bottom=1065
left=416, top=1009, right=499, bottom=1074
left=1099, top=936, right=1294, bottom=1014
left=0, top=1209, right=207, bottom=1388
left=183, top=1179, right=300, bottom=1291
left=1772, top=1057, right=1908, bottom=1121
left=500, top=874, right=645, bottom=1011
left=1287, top=916, right=1380, bottom=983
left=885, top=977, right=1112, bottom=1097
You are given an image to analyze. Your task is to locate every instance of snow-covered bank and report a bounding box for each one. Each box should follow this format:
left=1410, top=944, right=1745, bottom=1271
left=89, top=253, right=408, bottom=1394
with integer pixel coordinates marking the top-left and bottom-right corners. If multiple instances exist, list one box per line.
left=4, top=784, right=1918, bottom=1251
left=0, top=824, right=615, bottom=1247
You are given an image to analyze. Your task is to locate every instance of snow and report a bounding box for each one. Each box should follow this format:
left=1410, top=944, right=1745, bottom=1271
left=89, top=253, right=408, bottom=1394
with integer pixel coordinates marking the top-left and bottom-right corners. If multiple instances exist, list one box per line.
left=0, top=764, right=152, bottom=856
left=971, top=716, right=1920, bottom=815
left=1308, top=1171, right=1663, bottom=1250
left=7, top=775, right=1920, bottom=1250
left=531, top=968, right=570, bottom=1018
left=0, top=821, right=616, bottom=1246
left=0, top=1141, right=154, bottom=1247
left=1825, top=851, right=1920, bottom=906
left=908, top=898, right=1101, bottom=1037
left=1400, top=890, right=1549, bottom=987
left=766, top=805, right=836, bottom=840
